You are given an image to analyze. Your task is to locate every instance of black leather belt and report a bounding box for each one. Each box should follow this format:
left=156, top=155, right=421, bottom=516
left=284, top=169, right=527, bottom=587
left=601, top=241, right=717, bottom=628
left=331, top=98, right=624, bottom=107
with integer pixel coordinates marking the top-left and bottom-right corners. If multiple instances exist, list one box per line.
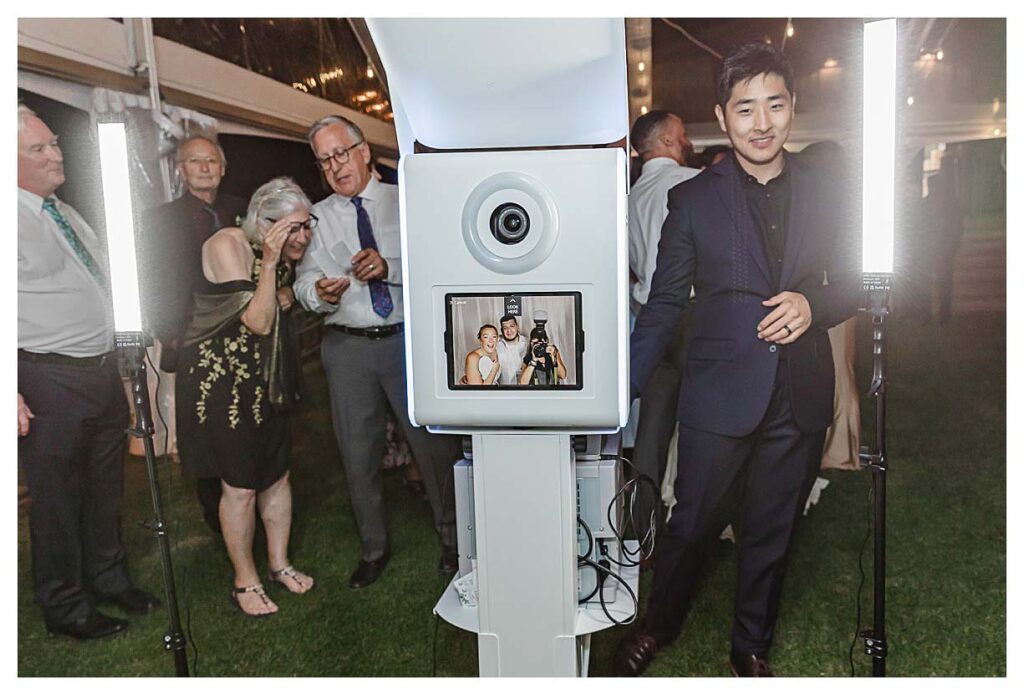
left=328, top=323, right=404, bottom=340
left=18, top=349, right=116, bottom=369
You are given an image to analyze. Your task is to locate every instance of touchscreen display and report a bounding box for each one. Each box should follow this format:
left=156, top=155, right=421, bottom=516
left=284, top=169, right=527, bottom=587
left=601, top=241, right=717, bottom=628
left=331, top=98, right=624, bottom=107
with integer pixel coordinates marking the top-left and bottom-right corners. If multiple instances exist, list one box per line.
left=445, top=292, right=583, bottom=390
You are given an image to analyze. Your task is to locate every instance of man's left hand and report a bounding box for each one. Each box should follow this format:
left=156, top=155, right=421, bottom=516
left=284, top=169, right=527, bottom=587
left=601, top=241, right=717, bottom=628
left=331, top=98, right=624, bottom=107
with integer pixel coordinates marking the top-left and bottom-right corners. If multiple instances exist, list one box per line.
left=351, top=249, right=388, bottom=282
left=757, top=291, right=812, bottom=344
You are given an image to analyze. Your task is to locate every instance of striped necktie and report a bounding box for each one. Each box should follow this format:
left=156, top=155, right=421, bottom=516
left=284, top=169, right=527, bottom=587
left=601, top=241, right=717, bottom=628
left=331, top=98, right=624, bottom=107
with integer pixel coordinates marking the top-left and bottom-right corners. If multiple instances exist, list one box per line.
left=351, top=196, right=394, bottom=319
left=41, top=197, right=106, bottom=289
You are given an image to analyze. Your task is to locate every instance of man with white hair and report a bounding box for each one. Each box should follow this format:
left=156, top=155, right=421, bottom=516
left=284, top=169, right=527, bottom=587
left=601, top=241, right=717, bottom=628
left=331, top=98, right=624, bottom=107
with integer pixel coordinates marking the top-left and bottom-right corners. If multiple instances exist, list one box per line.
left=18, top=104, right=158, bottom=640
left=294, top=115, right=460, bottom=588
left=141, top=133, right=246, bottom=534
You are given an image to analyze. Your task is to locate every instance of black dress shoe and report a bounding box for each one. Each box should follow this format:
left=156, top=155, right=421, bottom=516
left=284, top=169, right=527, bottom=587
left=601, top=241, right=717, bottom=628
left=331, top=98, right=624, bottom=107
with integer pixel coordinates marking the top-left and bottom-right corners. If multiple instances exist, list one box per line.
left=729, top=648, right=773, bottom=677
left=47, top=611, right=129, bottom=641
left=97, top=587, right=160, bottom=615
left=438, top=546, right=459, bottom=574
left=613, top=630, right=658, bottom=676
left=349, top=555, right=389, bottom=589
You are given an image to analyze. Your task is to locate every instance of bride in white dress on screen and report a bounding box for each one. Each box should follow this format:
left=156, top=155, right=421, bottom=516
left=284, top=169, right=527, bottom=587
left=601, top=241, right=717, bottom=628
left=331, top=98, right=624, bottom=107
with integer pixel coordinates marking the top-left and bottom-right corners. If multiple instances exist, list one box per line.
left=464, top=324, right=501, bottom=385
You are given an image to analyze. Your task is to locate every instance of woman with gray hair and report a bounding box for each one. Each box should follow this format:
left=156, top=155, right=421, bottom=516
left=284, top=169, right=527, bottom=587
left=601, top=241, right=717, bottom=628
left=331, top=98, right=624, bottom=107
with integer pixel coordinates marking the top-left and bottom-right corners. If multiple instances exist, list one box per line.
left=176, top=176, right=317, bottom=616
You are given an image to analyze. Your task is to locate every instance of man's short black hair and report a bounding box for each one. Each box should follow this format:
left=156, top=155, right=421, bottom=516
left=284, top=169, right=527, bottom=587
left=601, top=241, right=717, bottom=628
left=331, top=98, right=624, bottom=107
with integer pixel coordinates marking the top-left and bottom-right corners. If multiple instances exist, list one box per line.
left=717, top=42, right=795, bottom=108
left=630, top=110, right=679, bottom=156
left=499, top=314, right=518, bottom=325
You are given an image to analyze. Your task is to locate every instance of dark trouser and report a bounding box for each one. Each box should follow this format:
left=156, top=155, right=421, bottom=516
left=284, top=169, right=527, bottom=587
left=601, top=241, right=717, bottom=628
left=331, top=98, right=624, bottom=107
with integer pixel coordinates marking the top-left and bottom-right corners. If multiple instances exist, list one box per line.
left=321, top=329, right=459, bottom=562
left=631, top=318, right=686, bottom=545
left=18, top=356, right=133, bottom=627
left=642, top=361, right=826, bottom=655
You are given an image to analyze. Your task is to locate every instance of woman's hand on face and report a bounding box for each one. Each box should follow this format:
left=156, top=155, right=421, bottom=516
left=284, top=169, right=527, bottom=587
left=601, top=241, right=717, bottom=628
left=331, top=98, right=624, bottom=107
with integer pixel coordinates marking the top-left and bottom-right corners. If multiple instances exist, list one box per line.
left=262, top=219, right=292, bottom=266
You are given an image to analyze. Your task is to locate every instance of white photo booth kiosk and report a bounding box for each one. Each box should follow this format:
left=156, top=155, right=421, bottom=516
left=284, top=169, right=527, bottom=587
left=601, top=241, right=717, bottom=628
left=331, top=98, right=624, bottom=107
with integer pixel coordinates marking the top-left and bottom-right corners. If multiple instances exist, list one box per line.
left=367, top=19, right=632, bottom=676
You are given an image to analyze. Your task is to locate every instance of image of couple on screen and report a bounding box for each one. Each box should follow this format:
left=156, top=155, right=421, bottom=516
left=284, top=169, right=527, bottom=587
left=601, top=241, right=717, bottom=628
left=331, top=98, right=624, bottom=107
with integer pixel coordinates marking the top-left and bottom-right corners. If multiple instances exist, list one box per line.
left=462, top=311, right=568, bottom=387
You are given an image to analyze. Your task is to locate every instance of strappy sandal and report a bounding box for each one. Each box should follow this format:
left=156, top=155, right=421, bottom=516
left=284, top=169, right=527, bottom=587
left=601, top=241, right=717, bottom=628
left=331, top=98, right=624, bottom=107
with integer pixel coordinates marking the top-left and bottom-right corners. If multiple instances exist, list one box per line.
left=229, top=583, right=277, bottom=618
left=267, top=565, right=315, bottom=594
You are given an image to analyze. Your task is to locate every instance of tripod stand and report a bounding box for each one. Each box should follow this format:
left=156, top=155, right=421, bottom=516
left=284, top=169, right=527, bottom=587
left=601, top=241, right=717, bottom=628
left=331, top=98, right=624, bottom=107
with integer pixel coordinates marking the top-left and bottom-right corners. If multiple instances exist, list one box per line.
left=858, top=278, right=891, bottom=677
left=118, top=334, right=189, bottom=677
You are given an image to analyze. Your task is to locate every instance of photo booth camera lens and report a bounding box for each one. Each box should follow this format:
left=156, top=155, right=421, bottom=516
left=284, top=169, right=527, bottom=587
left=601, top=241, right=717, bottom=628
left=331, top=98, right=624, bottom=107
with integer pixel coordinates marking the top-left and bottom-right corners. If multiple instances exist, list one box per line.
left=489, top=202, right=531, bottom=245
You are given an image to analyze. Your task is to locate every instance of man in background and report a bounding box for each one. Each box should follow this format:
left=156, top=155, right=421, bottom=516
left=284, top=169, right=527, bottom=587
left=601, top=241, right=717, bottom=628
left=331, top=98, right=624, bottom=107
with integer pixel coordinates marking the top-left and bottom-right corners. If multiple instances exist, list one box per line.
left=142, top=134, right=247, bottom=533
left=627, top=110, right=701, bottom=555
left=496, top=314, right=528, bottom=385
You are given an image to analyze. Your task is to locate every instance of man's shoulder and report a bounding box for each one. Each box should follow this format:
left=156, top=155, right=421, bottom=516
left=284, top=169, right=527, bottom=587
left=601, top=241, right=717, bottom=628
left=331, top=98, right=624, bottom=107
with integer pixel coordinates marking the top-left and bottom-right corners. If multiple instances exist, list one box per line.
left=666, top=166, right=712, bottom=203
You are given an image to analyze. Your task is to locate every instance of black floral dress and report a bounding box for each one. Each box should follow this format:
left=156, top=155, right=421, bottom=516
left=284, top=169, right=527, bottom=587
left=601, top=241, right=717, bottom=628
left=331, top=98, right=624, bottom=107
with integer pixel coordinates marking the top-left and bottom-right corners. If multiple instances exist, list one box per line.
left=176, top=250, right=299, bottom=492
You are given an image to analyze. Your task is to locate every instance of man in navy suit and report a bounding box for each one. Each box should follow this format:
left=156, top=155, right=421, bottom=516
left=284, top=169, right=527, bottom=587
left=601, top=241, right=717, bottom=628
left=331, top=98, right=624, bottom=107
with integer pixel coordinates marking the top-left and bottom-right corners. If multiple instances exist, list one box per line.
left=614, top=42, right=860, bottom=677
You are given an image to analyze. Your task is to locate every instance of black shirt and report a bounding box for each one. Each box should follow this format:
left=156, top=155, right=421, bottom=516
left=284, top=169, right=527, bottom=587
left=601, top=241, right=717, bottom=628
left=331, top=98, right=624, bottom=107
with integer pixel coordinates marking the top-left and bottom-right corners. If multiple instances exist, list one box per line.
left=735, top=152, right=791, bottom=286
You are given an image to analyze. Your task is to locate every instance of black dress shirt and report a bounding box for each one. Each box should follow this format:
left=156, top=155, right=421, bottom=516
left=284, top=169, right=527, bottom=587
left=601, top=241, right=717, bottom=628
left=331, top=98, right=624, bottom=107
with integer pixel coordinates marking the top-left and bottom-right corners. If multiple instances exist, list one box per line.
left=736, top=152, right=792, bottom=287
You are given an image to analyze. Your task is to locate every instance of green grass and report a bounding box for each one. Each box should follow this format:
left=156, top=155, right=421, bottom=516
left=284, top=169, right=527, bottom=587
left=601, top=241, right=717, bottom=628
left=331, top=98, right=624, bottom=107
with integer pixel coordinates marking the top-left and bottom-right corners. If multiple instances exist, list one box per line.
left=17, top=312, right=1005, bottom=677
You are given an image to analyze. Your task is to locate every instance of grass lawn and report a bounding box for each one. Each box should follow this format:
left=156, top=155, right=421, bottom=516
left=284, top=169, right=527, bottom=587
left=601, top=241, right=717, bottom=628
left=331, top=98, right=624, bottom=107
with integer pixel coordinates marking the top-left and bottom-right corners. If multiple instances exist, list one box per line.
left=17, top=311, right=1005, bottom=677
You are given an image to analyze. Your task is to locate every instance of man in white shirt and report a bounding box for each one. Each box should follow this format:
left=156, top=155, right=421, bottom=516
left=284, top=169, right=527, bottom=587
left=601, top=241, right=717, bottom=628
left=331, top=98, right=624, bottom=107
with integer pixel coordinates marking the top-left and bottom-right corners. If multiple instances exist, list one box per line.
left=627, top=110, right=700, bottom=555
left=18, top=105, right=157, bottom=640
left=495, top=314, right=529, bottom=385
left=294, top=115, right=459, bottom=588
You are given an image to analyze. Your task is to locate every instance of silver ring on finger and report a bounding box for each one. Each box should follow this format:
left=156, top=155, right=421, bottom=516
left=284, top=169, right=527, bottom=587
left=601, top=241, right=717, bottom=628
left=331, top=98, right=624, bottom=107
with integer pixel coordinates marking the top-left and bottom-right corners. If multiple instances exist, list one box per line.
left=784, top=325, right=793, bottom=336
left=368, top=263, right=375, bottom=270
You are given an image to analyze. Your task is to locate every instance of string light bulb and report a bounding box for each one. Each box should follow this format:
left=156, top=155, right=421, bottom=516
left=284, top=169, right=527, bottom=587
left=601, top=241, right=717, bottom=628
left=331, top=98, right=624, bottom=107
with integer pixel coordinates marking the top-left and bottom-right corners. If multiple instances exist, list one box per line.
left=640, top=105, right=648, bottom=115
left=638, top=61, right=645, bottom=72
left=786, top=21, right=794, bottom=38
left=907, top=96, right=915, bottom=106
left=367, top=66, right=375, bottom=78
left=936, top=49, right=944, bottom=61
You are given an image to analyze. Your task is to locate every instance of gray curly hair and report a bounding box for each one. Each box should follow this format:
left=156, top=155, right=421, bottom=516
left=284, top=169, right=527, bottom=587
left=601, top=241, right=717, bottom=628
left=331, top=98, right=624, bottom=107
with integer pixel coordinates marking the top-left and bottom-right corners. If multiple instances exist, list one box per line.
left=241, top=177, right=312, bottom=244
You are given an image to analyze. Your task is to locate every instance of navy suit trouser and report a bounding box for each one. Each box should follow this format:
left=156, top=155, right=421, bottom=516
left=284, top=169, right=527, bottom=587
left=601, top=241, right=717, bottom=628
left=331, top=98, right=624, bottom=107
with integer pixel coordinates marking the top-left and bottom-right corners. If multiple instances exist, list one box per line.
left=642, top=359, right=826, bottom=655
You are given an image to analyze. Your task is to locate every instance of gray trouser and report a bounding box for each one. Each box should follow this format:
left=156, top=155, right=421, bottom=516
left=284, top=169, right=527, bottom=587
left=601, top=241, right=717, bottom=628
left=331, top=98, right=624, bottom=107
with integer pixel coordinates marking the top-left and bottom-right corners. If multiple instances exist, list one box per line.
left=321, top=329, right=458, bottom=562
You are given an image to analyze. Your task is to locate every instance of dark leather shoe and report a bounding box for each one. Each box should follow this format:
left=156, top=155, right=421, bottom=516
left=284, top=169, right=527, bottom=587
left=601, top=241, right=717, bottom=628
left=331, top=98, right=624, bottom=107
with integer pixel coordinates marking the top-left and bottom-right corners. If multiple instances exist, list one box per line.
left=97, top=587, right=160, bottom=615
left=729, top=649, right=773, bottom=677
left=613, top=630, right=658, bottom=676
left=438, top=546, right=459, bottom=574
left=47, top=611, right=128, bottom=641
left=349, top=555, right=389, bottom=589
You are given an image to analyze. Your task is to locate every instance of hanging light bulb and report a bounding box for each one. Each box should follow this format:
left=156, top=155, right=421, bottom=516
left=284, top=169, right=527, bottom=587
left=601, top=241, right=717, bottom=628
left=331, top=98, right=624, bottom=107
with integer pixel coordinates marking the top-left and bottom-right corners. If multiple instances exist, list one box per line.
left=907, top=96, right=915, bottom=106
left=367, top=66, right=375, bottom=79
left=638, top=61, right=645, bottom=72
left=640, top=105, right=648, bottom=115
left=786, top=21, right=794, bottom=38
left=936, top=49, right=944, bottom=61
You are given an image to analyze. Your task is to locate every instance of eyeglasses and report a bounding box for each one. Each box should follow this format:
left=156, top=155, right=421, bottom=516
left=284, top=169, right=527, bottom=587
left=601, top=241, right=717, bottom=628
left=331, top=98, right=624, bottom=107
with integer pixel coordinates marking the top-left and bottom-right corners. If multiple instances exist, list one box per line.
left=180, top=156, right=221, bottom=167
left=263, top=214, right=319, bottom=234
left=314, top=141, right=364, bottom=171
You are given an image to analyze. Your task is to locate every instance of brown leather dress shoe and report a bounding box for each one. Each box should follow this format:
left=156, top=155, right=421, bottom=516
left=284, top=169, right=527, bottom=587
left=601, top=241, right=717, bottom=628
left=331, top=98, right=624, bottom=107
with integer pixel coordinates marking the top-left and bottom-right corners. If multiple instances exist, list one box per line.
left=729, top=648, right=773, bottom=677
left=613, top=631, right=658, bottom=676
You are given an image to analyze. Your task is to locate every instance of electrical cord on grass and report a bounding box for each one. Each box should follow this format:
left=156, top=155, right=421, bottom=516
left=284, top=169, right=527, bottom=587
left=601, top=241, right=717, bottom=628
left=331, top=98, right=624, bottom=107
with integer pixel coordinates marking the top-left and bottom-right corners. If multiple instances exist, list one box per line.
left=849, top=483, right=874, bottom=677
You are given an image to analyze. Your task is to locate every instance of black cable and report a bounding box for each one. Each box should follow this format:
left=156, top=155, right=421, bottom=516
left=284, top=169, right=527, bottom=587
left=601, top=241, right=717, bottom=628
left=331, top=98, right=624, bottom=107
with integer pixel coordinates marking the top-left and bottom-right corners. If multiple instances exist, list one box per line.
left=579, top=555, right=638, bottom=626
left=849, top=481, right=875, bottom=677
left=576, top=516, right=600, bottom=604
left=577, top=515, right=594, bottom=561
left=601, top=455, right=659, bottom=565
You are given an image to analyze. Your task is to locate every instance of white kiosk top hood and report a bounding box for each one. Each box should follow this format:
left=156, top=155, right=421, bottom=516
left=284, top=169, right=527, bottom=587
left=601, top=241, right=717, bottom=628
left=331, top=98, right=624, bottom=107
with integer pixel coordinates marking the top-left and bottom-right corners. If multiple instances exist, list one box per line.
left=366, top=18, right=628, bottom=155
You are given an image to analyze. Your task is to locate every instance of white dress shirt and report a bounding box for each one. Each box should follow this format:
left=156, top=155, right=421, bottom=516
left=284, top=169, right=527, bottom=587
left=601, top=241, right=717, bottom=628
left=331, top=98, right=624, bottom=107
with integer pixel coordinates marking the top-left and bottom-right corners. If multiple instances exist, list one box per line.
left=627, top=157, right=700, bottom=315
left=294, top=177, right=405, bottom=327
left=18, top=188, right=114, bottom=356
left=495, top=334, right=528, bottom=385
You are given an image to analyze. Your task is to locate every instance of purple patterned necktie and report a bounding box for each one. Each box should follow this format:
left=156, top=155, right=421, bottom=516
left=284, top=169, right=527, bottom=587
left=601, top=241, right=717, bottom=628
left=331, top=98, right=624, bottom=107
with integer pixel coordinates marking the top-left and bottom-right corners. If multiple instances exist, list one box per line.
left=351, top=196, right=394, bottom=319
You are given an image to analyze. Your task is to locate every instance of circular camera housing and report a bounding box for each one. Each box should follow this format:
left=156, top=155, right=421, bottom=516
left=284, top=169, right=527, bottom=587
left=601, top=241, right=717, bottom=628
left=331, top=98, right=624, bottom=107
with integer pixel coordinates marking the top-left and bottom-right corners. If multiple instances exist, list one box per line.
left=462, top=171, right=559, bottom=275
left=489, top=203, right=530, bottom=245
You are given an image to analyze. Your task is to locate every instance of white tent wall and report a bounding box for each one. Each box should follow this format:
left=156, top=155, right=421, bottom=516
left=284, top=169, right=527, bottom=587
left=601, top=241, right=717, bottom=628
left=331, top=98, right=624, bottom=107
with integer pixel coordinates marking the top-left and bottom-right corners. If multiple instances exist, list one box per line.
left=18, top=17, right=398, bottom=154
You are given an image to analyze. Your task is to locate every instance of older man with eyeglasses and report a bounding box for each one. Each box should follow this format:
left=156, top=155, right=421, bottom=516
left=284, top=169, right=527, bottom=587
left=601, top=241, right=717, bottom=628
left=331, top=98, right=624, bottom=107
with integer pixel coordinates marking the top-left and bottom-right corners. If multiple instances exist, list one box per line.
left=140, top=134, right=247, bottom=534
left=293, top=115, right=460, bottom=589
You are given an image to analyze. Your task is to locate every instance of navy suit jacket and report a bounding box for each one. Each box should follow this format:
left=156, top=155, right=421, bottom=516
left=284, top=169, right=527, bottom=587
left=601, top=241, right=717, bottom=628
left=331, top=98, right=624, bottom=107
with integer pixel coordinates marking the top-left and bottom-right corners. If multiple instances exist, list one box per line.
left=630, top=154, right=861, bottom=438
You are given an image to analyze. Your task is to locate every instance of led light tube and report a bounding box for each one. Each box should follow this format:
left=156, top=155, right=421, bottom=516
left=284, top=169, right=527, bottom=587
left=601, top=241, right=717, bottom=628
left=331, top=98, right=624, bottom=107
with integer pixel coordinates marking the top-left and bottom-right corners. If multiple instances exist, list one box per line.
left=96, top=121, right=143, bottom=333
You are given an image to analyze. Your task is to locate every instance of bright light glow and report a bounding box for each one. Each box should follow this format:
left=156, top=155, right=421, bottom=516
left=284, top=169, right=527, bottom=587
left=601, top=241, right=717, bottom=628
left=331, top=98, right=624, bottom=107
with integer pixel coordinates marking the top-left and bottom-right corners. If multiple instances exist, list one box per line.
left=96, top=122, right=143, bottom=332
left=823, top=58, right=839, bottom=69
left=907, top=96, right=915, bottom=106
left=786, top=22, right=794, bottom=38
left=936, top=49, right=944, bottom=61
left=862, top=19, right=897, bottom=274
left=994, top=128, right=1002, bottom=136
left=367, top=66, right=375, bottom=78
left=640, top=105, right=648, bottom=114
left=638, top=61, right=645, bottom=72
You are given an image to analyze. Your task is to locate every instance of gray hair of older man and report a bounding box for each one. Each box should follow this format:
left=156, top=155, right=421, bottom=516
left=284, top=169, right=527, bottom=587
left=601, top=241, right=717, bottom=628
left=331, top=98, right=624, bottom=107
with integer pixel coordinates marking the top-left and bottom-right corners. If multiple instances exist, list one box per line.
left=17, top=103, right=37, bottom=130
left=241, top=176, right=312, bottom=244
left=175, top=133, right=227, bottom=167
left=306, top=114, right=364, bottom=150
